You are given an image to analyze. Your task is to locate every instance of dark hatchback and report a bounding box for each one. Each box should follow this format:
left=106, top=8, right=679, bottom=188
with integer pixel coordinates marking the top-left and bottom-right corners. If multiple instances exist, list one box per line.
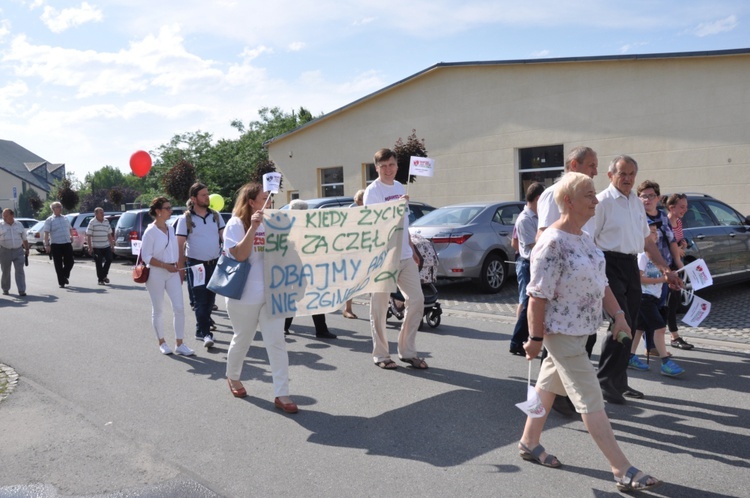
left=113, top=207, right=185, bottom=260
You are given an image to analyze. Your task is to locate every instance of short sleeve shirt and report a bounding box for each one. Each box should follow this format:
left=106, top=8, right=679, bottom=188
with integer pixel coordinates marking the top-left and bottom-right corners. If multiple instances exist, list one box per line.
left=526, top=228, right=608, bottom=336
left=593, top=184, right=650, bottom=254
left=44, top=215, right=72, bottom=244
left=0, top=220, right=27, bottom=249
left=363, top=179, right=412, bottom=260
left=223, top=217, right=266, bottom=304
left=514, top=206, right=538, bottom=260
left=638, top=252, right=663, bottom=298
left=537, top=180, right=596, bottom=235
left=175, top=209, right=226, bottom=261
left=86, top=218, right=112, bottom=249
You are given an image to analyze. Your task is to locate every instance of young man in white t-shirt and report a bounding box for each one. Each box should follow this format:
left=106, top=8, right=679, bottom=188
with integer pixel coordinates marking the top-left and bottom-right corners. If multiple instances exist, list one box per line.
left=363, top=148, right=427, bottom=370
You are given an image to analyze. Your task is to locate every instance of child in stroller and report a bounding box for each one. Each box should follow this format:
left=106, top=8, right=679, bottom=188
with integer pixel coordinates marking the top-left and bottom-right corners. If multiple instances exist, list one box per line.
left=387, top=232, right=442, bottom=329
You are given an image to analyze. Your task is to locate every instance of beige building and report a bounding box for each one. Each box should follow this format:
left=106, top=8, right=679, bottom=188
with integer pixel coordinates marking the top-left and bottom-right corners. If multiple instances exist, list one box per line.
left=267, top=48, right=750, bottom=215
left=0, top=140, right=65, bottom=215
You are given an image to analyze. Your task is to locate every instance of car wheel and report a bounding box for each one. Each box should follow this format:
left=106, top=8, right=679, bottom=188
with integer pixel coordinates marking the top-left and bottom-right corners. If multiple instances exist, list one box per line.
left=678, top=271, right=694, bottom=314
left=478, top=253, right=506, bottom=294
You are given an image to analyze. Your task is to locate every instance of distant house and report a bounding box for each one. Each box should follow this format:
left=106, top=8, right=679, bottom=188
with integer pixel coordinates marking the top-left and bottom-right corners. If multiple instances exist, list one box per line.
left=266, top=48, right=750, bottom=215
left=0, top=139, right=66, bottom=213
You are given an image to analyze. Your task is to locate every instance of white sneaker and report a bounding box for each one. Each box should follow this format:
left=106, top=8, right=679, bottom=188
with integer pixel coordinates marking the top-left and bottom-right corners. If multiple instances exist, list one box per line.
left=174, top=343, right=195, bottom=356
left=203, top=335, right=214, bottom=348
left=159, top=343, right=173, bottom=355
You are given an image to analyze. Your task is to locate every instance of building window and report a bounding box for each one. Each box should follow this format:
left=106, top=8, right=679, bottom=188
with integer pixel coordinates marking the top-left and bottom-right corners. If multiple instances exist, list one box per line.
left=517, top=145, right=565, bottom=200
left=363, top=163, right=378, bottom=186
left=288, top=191, right=299, bottom=203
left=320, top=166, right=344, bottom=197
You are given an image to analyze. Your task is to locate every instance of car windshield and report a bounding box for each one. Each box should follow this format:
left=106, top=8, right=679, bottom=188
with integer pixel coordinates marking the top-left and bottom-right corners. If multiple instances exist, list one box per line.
left=412, top=206, right=484, bottom=226
left=118, top=212, right=138, bottom=229
left=30, top=221, right=45, bottom=231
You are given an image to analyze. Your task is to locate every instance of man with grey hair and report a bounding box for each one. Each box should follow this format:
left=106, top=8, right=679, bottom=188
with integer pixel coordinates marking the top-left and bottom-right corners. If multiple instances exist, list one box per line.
left=1, top=208, right=30, bottom=296
left=593, top=155, right=682, bottom=404
left=44, top=201, right=75, bottom=289
left=86, top=207, right=115, bottom=285
left=536, top=146, right=599, bottom=240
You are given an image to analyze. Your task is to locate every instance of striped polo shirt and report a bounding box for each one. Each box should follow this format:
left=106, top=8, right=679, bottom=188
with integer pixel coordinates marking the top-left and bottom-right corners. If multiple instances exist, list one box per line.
left=86, top=218, right=112, bottom=249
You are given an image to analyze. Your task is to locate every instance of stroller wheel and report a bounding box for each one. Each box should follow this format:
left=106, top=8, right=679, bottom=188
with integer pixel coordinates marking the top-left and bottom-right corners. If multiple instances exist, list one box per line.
left=427, top=313, right=441, bottom=328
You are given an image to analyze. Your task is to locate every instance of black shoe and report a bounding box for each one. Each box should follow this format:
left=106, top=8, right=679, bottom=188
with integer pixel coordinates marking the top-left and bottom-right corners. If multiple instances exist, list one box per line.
left=316, top=331, right=337, bottom=339
left=601, top=382, right=626, bottom=404
left=622, top=387, right=644, bottom=399
left=103, top=278, right=110, bottom=284
left=98, top=280, right=105, bottom=285
left=552, top=395, right=576, bottom=417
left=65, top=278, right=69, bottom=284
left=284, top=330, right=290, bottom=335
left=509, top=346, right=525, bottom=356
left=212, top=304, right=219, bottom=311
left=671, top=337, right=694, bottom=350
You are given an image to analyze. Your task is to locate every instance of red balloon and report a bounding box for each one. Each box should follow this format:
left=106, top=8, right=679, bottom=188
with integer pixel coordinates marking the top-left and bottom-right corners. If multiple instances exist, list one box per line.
left=130, top=150, right=152, bottom=178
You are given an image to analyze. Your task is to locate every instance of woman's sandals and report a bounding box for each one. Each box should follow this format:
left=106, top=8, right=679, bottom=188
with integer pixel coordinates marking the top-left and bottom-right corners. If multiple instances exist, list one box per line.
left=518, top=442, right=562, bottom=468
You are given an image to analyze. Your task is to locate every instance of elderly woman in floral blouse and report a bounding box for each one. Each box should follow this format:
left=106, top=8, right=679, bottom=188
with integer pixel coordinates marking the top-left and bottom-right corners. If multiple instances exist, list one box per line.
left=518, top=172, right=661, bottom=493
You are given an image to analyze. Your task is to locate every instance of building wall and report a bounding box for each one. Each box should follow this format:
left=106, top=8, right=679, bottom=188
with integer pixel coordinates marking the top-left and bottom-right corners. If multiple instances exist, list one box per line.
left=268, top=52, right=750, bottom=214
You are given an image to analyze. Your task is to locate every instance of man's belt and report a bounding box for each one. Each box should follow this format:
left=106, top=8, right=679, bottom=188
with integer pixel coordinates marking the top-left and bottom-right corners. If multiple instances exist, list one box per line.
left=603, top=251, right=637, bottom=261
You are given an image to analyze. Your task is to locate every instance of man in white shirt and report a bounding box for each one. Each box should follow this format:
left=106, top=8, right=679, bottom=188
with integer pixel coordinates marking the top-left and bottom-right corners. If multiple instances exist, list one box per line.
left=86, top=207, right=115, bottom=285
left=593, top=155, right=682, bottom=404
left=364, top=148, right=427, bottom=370
left=536, top=146, right=599, bottom=241
left=0, top=209, right=30, bottom=296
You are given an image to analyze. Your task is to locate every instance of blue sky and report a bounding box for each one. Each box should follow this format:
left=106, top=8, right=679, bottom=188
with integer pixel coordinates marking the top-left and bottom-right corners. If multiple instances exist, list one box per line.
left=1, top=0, right=748, bottom=182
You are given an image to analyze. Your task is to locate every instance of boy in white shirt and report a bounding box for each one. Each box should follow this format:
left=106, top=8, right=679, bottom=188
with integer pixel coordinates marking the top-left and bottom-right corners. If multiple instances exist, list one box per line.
left=628, top=220, right=685, bottom=377
left=363, top=148, right=427, bottom=370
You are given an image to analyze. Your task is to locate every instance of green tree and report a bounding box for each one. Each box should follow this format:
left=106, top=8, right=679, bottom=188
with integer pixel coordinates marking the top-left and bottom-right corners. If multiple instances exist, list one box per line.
left=393, top=129, right=428, bottom=185
left=85, top=165, right=127, bottom=192
left=55, top=178, right=80, bottom=211
left=17, top=187, right=43, bottom=218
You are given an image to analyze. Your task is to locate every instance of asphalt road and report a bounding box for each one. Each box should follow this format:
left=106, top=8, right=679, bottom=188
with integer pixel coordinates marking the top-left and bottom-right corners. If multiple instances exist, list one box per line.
left=1, top=255, right=749, bottom=497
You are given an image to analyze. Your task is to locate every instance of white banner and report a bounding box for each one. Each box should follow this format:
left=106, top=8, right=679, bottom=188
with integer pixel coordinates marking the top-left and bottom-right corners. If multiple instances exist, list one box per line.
left=263, top=200, right=406, bottom=318
left=680, top=258, right=713, bottom=291
left=681, top=294, right=711, bottom=327
left=409, top=156, right=435, bottom=177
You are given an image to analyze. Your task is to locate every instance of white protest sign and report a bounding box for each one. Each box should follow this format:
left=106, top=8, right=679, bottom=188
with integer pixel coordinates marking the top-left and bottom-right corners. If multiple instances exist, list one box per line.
left=409, top=156, right=435, bottom=177
left=681, top=295, right=711, bottom=327
left=190, top=263, right=206, bottom=287
left=263, top=172, right=282, bottom=194
left=263, top=200, right=406, bottom=318
left=131, top=239, right=142, bottom=256
left=515, top=385, right=546, bottom=419
left=681, top=258, right=713, bottom=291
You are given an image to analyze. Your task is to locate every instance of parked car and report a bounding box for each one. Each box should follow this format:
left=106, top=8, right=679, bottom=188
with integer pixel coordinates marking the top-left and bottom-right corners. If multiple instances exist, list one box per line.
left=27, top=220, right=47, bottom=253
left=410, top=201, right=524, bottom=293
left=280, top=196, right=355, bottom=210
left=82, top=214, right=122, bottom=256
left=677, top=193, right=750, bottom=305
left=114, top=207, right=184, bottom=260
left=15, top=218, right=40, bottom=229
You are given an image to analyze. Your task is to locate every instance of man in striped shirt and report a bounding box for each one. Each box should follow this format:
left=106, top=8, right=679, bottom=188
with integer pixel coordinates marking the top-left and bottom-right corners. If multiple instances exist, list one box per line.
left=86, top=207, right=115, bottom=285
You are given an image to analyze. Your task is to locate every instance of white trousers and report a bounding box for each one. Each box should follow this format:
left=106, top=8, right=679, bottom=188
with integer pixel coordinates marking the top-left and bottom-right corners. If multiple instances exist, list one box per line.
left=370, top=257, right=424, bottom=363
left=145, top=267, right=185, bottom=341
left=225, top=299, right=289, bottom=397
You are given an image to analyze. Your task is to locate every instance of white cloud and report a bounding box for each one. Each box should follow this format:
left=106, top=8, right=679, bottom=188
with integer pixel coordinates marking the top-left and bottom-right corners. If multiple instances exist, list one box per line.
left=288, top=41, right=305, bottom=51
left=691, top=15, right=738, bottom=37
left=530, top=50, right=550, bottom=58
left=353, top=17, right=376, bottom=26
left=619, top=42, right=649, bottom=54
left=241, top=45, right=273, bottom=61
left=0, top=19, right=11, bottom=40
left=41, top=2, right=103, bottom=33
left=0, top=80, right=29, bottom=116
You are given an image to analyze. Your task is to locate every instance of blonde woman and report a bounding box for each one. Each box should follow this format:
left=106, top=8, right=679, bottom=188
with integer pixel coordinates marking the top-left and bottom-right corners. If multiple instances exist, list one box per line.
left=224, top=183, right=297, bottom=413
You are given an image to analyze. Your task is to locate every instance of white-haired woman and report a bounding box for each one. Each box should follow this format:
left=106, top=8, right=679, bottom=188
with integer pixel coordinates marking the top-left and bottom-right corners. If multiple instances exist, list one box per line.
left=518, top=172, right=661, bottom=493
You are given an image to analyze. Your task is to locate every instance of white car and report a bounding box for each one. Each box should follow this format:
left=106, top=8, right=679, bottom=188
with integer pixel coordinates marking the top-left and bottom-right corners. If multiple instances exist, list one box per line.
left=27, top=220, right=47, bottom=253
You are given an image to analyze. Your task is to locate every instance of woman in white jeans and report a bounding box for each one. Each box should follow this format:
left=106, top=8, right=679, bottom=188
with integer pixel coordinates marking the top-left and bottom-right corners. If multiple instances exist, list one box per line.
left=141, top=197, right=194, bottom=356
left=224, top=182, right=297, bottom=413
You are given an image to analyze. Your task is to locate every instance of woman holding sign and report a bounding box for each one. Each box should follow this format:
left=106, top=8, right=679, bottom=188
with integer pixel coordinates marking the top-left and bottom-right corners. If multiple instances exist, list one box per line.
left=224, top=182, right=297, bottom=414
left=519, top=173, right=661, bottom=492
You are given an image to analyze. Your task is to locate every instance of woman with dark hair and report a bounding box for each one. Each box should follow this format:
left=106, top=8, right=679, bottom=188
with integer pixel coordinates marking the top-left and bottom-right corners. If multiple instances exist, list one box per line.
left=141, top=197, right=194, bottom=356
left=224, top=183, right=297, bottom=413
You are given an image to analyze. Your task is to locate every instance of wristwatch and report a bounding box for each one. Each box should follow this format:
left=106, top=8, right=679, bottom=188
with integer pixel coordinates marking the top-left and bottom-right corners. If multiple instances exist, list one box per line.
left=529, top=336, right=544, bottom=342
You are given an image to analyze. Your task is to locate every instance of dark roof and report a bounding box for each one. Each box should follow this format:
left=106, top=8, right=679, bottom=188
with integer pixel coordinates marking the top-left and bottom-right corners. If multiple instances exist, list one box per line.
left=0, top=139, right=65, bottom=194
left=265, top=48, right=750, bottom=146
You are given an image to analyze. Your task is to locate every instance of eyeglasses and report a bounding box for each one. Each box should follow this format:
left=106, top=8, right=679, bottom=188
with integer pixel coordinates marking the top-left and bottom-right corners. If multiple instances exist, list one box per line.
left=161, top=206, right=173, bottom=211
left=639, top=194, right=658, bottom=201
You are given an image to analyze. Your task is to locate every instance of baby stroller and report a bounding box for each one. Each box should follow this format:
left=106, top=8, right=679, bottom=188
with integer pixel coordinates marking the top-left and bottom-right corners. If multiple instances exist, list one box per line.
left=386, top=233, right=442, bottom=329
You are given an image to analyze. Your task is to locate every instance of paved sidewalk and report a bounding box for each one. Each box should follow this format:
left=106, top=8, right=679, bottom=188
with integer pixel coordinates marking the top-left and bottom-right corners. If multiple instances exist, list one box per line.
left=433, top=278, right=750, bottom=344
